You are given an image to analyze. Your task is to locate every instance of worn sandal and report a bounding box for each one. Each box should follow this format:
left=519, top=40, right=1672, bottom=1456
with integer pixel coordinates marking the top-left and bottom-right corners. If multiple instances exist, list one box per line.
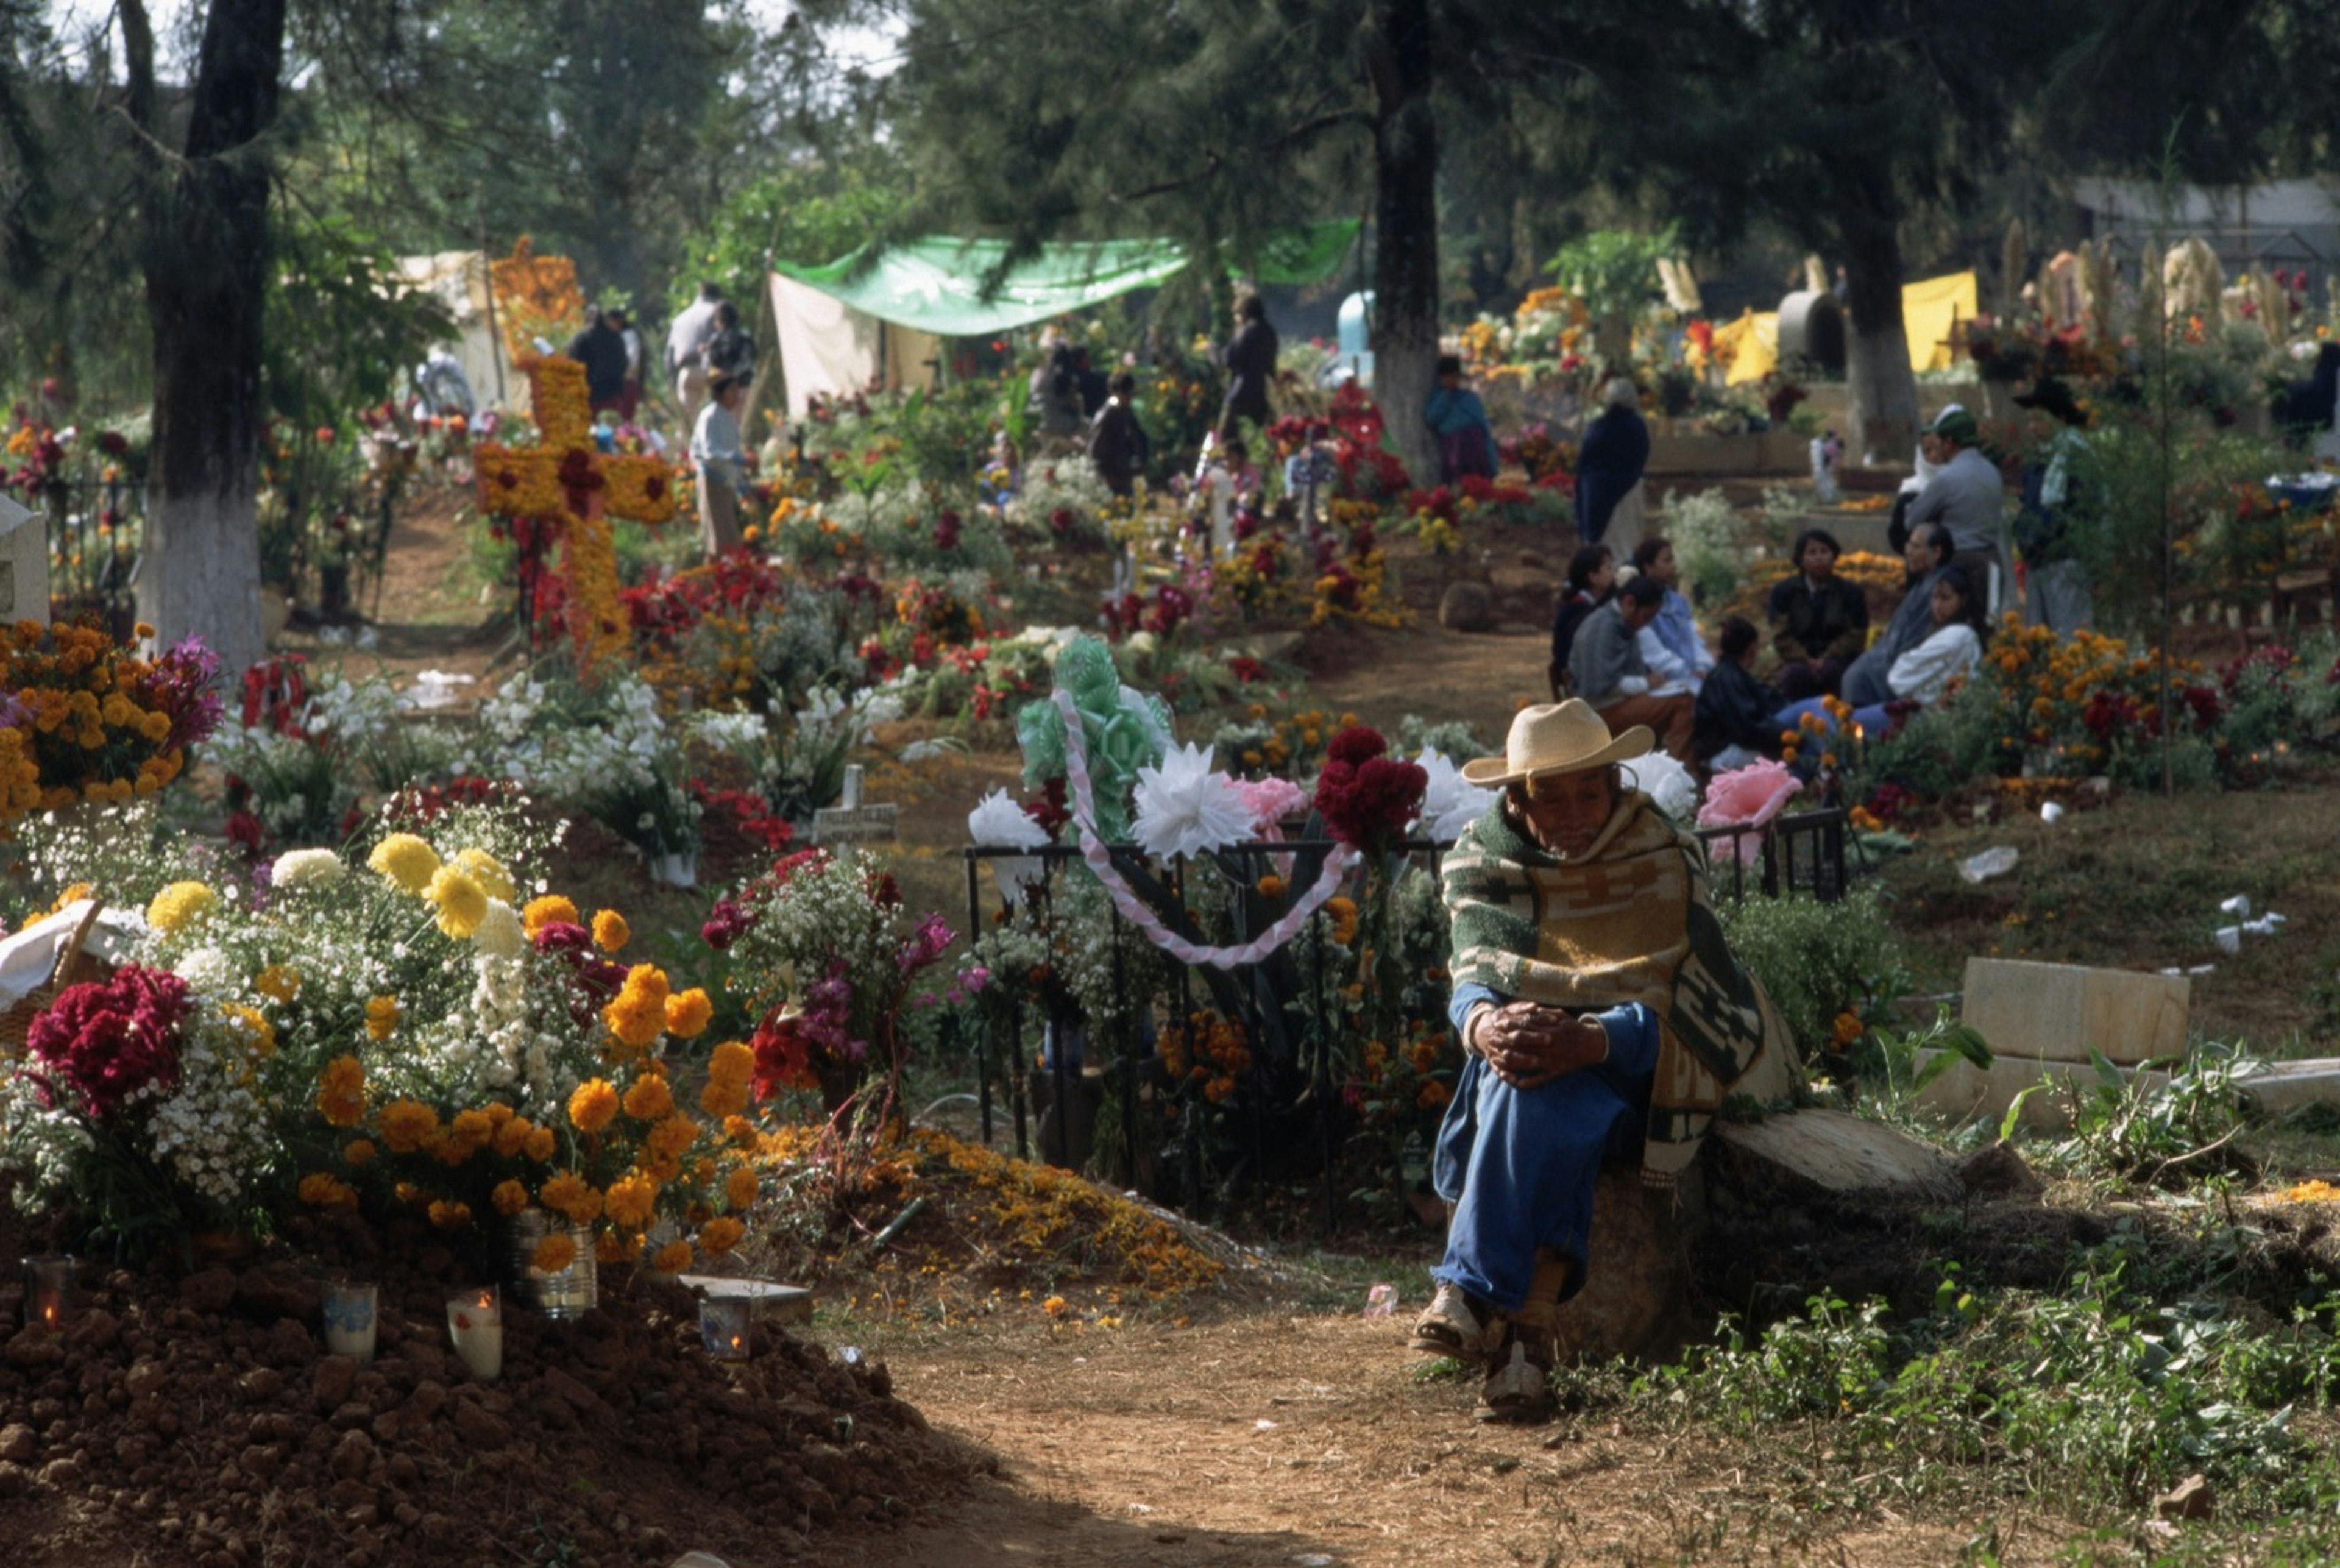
left=1476, top=1327, right=1556, bottom=1424
left=1408, top=1282, right=1492, bottom=1362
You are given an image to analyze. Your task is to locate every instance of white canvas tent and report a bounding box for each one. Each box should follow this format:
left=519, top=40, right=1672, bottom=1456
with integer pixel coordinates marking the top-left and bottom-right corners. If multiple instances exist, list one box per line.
left=394, top=250, right=514, bottom=411
left=768, top=271, right=943, bottom=420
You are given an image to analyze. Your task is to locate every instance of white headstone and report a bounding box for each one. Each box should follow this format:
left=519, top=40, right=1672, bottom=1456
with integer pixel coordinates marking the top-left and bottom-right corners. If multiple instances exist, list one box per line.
left=812, top=763, right=896, bottom=843
left=0, top=494, right=49, bottom=623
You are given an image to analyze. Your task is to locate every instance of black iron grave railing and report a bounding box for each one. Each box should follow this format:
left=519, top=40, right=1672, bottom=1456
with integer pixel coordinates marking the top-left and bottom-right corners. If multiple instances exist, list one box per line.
left=956, top=806, right=1848, bottom=1233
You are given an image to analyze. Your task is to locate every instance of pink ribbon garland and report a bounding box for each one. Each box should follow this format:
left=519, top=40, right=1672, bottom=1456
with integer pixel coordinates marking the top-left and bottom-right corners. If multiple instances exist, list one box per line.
left=1053, top=688, right=1356, bottom=970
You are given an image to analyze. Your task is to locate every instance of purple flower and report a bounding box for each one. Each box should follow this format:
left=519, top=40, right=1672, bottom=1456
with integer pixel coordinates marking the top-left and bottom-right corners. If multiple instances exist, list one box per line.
left=898, top=911, right=953, bottom=974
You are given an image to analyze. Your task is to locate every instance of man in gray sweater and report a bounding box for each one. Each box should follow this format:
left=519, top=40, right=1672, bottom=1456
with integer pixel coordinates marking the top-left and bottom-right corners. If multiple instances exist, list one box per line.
left=1905, top=407, right=2010, bottom=619
left=1567, top=574, right=1694, bottom=763
left=1843, top=522, right=1952, bottom=706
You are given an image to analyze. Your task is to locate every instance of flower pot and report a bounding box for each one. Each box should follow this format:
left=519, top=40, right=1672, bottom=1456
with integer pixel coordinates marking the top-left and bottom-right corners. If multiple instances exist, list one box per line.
left=652, top=851, right=698, bottom=889
left=506, top=1209, right=597, bottom=1319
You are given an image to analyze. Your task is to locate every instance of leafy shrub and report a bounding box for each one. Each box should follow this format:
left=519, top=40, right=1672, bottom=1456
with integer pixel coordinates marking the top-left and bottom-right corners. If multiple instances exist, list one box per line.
left=1717, top=884, right=1904, bottom=1057
left=1654, top=486, right=1745, bottom=606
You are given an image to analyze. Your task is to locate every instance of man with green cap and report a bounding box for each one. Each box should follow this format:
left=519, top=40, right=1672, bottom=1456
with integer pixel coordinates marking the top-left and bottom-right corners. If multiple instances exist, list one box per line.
left=1906, top=406, right=2011, bottom=619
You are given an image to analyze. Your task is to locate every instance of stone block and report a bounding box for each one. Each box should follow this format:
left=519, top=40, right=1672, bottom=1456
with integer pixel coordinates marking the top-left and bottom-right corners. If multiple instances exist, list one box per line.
left=2233, top=1058, right=2340, bottom=1118
left=1710, top=1107, right=1960, bottom=1200
left=1960, top=958, right=2189, bottom=1067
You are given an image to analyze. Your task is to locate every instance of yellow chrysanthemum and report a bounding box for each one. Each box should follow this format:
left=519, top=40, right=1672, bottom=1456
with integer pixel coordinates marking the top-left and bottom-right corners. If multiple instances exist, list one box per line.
left=530, top=1233, right=580, bottom=1275
left=590, top=909, right=630, bottom=952
left=698, top=1216, right=745, bottom=1256
left=538, top=1171, right=602, bottom=1225
left=724, top=1166, right=759, bottom=1211
left=367, top=833, right=441, bottom=894
left=145, top=880, right=218, bottom=936
left=603, top=1172, right=659, bottom=1229
left=567, top=1078, right=620, bottom=1134
left=254, top=965, right=302, bottom=1004
left=378, top=1099, right=439, bottom=1154
left=522, top=894, right=579, bottom=935
left=663, top=988, right=713, bottom=1040
left=316, top=1055, right=366, bottom=1127
left=621, top=1073, right=674, bottom=1121
left=425, top=865, right=489, bottom=940
left=452, top=847, right=517, bottom=904
left=364, top=995, right=399, bottom=1042
left=491, top=1179, right=531, bottom=1218
left=649, top=1238, right=694, bottom=1274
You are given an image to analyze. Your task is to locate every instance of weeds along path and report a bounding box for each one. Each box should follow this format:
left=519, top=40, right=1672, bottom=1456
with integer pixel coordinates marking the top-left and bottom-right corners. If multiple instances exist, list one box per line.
left=834, top=1311, right=2033, bottom=1568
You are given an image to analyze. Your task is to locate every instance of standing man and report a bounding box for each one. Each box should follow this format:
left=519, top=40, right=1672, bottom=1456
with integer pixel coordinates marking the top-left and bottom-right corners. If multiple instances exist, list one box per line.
left=667, top=281, right=725, bottom=432
left=1219, top=291, right=1280, bottom=441
left=563, top=307, right=630, bottom=416
left=1904, top=406, right=2010, bottom=620
left=692, top=370, right=750, bottom=558
left=1575, top=378, right=1651, bottom=551
left=1567, top=574, right=1694, bottom=764
left=608, top=308, right=644, bottom=422
left=2013, top=377, right=2096, bottom=633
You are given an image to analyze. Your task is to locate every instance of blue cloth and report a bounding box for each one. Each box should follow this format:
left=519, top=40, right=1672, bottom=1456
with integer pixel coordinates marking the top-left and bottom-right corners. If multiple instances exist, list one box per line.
left=1425, top=386, right=1498, bottom=482
left=1649, top=588, right=1712, bottom=678
left=1430, top=998, right=1659, bottom=1311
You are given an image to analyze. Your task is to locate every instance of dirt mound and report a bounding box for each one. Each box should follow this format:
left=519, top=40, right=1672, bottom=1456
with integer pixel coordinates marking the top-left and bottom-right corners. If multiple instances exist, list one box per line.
left=0, top=1204, right=976, bottom=1568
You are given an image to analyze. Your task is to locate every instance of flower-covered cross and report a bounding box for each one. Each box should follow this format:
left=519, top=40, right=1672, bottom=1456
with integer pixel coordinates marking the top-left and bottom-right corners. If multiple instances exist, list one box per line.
left=473, top=355, right=676, bottom=671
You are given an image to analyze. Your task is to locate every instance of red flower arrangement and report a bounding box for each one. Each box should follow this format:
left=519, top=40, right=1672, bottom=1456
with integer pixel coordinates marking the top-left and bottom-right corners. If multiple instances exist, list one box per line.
left=1312, top=726, right=1427, bottom=851
left=27, top=965, right=193, bottom=1123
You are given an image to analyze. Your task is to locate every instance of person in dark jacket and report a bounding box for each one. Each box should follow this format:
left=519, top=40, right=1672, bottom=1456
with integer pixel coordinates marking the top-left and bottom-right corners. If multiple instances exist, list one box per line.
left=703, top=301, right=756, bottom=378
left=1548, top=544, right=1615, bottom=700
left=1574, top=377, right=1650, bottom=545
left=1766, top=527, right=1868, bottom=699
left=1695, top=617, right=1785, bottom=769
left=562, top=307, right=631, bottom=413
left=1219, top=292, right=1280, bottom=438
left=1088, top=372, right=1150, bottom=497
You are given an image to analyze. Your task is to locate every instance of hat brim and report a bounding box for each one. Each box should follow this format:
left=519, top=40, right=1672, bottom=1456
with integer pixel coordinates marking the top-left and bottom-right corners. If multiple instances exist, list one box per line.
left=1459, top=725, right=1655, bottom=787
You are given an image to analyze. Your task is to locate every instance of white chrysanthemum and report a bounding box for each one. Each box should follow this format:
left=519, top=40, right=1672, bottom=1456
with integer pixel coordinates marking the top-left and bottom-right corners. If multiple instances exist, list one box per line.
left=171, top=945, right=239, bottom=994
left=270, top=848, right=346, bottom=890
left=1414, top=747, right=1500, bottom=843
left=967, top=789, right=1051, bottom=850
left=1621, top=751, right=1700, bottom=822
left=470, top=898, right=526, bottom=960
left=1130, top=743, right=1255, bottom=860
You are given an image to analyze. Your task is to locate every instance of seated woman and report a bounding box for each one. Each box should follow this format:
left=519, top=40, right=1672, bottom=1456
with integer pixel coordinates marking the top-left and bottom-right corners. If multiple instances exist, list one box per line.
left=1425, top=353, right=1500, bottom=483
left=1547, top=543, right=1615, bottom=700
left=1693, top=617, right=1782, bottom=771
left=1766, top=528, right=1868, bottom=699
left=1777, top=565, right=1985, bottom=739
left=1408, top=700, right=1793, bottom=1422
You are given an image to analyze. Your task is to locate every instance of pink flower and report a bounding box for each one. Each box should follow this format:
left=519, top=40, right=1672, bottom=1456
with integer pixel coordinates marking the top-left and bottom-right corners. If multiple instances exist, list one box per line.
left=1696, top=759, right=1803, bottom=865
left=1231, top=776, right=1308, bottom=836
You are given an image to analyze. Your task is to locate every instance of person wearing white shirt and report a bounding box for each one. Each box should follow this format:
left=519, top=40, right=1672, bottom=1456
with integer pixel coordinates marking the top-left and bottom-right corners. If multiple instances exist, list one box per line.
left=690, top=371, right=750, bottom=556
left=1778, top=566, right=1983, bottom=742
left=667, top=282, right=724, bottom=431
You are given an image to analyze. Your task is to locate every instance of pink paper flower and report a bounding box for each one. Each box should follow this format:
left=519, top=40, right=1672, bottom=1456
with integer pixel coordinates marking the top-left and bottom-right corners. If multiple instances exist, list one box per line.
left=1696, top=759, right=1803, bottom=865
left=1231, top=776, right=1308, bottom=836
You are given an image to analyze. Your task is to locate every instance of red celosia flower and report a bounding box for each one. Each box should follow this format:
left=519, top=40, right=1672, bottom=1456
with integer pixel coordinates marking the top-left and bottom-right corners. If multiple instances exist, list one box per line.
left=1313, top=726, right=1426, bottom=851
left=27, top=965, right=192, bottom=1122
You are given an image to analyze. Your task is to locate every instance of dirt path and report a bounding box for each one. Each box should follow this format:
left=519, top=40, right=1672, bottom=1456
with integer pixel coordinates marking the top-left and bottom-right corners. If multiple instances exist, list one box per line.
left=831, top=1313, right=2033, bottom=1568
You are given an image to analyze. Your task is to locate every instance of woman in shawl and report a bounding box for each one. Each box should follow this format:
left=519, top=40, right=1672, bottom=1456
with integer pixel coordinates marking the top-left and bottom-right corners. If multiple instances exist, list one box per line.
left=1407, top=700, right=1793, bottom=1421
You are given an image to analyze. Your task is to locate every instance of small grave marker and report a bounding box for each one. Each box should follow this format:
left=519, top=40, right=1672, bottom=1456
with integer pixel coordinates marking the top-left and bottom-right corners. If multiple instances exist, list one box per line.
left=813, top=764, right=897, bottom=845
left=675, top=1274, right=813, bottom=1325
left=0, top=494, right=49, bottom=621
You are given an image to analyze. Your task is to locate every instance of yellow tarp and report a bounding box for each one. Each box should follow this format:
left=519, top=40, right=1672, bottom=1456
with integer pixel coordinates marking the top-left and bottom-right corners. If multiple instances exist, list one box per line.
left=1902, top=270, right=1977, bottom=372
left=1715, top=309, right=1778, bottom=385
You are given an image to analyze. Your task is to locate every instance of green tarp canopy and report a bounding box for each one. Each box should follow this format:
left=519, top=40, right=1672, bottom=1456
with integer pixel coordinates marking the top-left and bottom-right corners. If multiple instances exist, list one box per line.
left=771, top=220, right=1360, bottom=338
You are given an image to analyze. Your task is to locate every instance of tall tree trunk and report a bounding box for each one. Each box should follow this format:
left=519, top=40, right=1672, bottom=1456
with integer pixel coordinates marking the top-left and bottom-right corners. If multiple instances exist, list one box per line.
left=1839, top=209, right=1920, bottom=464
left=1366, top=0, right=1439, bottom=484
left=130, top=0, right=284, bottom=681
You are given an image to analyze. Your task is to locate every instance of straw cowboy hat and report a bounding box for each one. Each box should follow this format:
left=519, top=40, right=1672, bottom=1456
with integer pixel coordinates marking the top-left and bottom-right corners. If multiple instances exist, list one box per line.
left=1459, top=700, right=1653, bottom=787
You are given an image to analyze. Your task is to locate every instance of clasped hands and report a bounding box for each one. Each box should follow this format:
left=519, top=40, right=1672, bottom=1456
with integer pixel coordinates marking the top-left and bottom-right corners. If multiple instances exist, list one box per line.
left=1469, top=1001, right=1609, bottom=1090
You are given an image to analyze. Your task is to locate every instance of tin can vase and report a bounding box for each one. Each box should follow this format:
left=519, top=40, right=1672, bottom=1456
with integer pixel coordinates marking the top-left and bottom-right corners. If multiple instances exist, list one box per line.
left=508, top=1209, right=597, bottom=1319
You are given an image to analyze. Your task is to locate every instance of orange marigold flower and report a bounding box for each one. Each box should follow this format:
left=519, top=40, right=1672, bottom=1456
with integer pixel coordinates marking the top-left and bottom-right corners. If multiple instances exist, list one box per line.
left=342, top=1138, right=376, bottom=1167
left=523, top=1125, right=557, bottom=1163
left=650, top=1238, right=695, bottom=1274
left=604, top=1172, right=659, bottom=1229
left=255, top=965, right=302, bottom=1003
left=568, top=1078, right=620, bottom=1134
left=724, top=1166, right=759, bottom=1211
left=697, top=1216, right=745, bottom=1255
left=530, top=1233, right=579, bottom=1274
left=316, top=1055, right=366, bottom=1127
left=378, top=1099, right=439, bottom=1154
left=491, top=1179, right=532, bottom=1218
left=595, top=1229, right=636, bottom=1265
left=647, top=1114, right=700, bottom=1161
left=522, top=893, right=579, bottom=935
left=707, top=1040, right=754, bottom=1084
left=427, top=1199, right=473, bottom=1231
left=297, top=1172, right=358, bottom=1209
left=591, top=909, right=630, bottom=952
left=664, top=987, right=713, bottom=1039
left=700, top=1075, right=750, bottom=1118
left=365, top=995, right=399, bottom=1042
left=537, top=1171, right=602, bottom=1225
left=622, top=1073, right=674, bottom=1121
left=493, top=1115, right=536, bottom=1158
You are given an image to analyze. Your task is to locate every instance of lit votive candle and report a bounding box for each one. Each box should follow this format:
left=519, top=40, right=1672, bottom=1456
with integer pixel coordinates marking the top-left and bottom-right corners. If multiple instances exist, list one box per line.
left=698, top=1297, right=751, bottom=1361
left=445, top=1285, right=503, bottom=1381
left=21, top=1255, right=74, bottom=1332
left=322, top=1280, right=378, bottom=1364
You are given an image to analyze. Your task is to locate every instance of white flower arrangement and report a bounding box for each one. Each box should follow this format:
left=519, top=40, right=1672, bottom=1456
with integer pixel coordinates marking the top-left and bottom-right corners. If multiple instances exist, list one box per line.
left=1131, top=743, right=1255, bottom=860
left=1414, top=747, right=1500, bottom=843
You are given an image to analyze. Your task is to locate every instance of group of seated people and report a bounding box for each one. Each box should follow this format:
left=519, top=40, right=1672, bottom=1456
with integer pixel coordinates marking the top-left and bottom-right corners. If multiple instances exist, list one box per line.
left=1548, top=520, right=1986, bottom=773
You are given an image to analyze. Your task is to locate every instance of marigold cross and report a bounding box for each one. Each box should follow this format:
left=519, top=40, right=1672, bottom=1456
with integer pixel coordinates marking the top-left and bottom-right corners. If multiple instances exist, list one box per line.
left=473, top=355, right=677, bottom=669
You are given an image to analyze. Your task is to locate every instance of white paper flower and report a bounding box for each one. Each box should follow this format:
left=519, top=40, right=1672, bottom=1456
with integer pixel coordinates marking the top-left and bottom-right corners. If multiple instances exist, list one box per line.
left=1621, top=751, right=1700, bottom=822
left=269, top=848, right=346, bottom=890
left=1130, top=743, right=1255, bottom=860
left=967, top=788, right=1051, bottom=850
left=1414, top=747, right=1500, bottom=843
